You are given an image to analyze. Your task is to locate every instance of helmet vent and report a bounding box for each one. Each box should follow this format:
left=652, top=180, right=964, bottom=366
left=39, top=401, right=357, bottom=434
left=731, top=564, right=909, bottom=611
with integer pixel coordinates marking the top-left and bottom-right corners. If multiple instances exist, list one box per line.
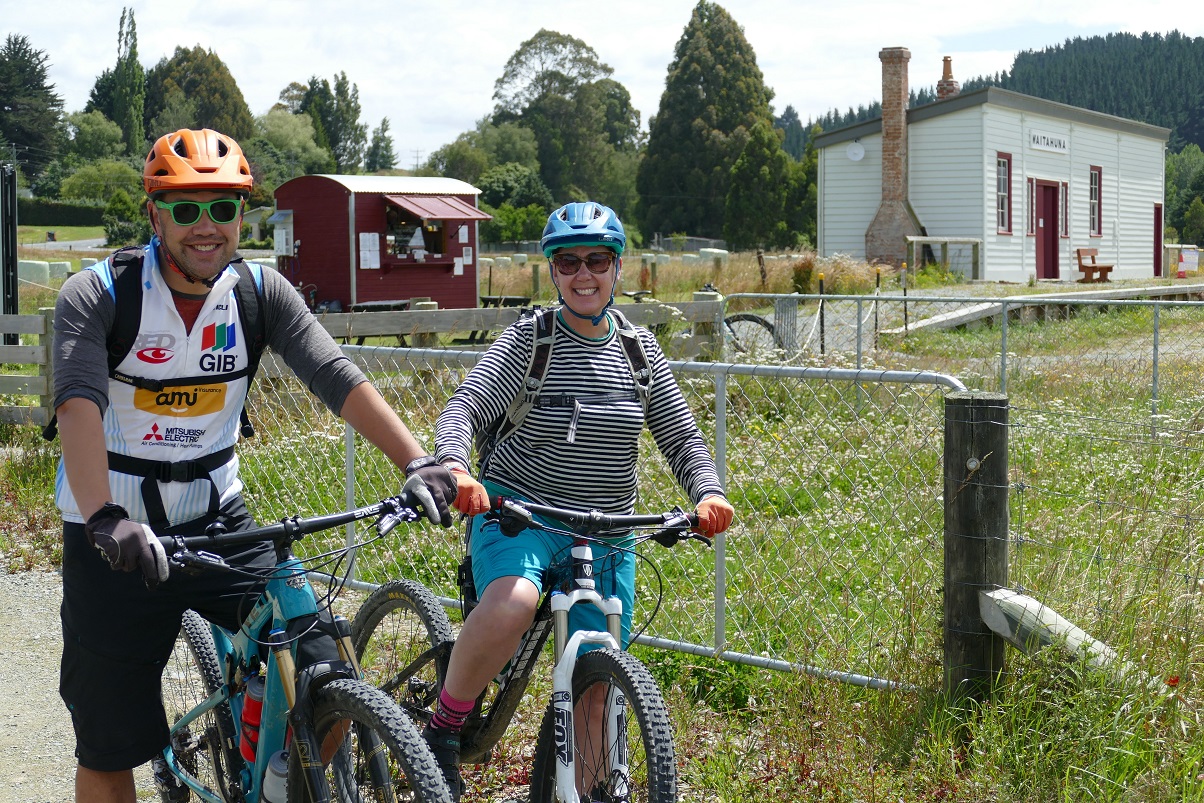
left=172, top=138, right=189, bottom=158
left=217, top=140, right=229, bottom=157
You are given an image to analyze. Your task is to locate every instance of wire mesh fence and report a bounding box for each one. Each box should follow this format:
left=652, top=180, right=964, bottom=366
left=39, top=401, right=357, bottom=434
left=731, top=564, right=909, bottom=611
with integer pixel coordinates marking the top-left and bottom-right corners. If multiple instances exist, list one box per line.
left=240, top=347, right=962, bottom=690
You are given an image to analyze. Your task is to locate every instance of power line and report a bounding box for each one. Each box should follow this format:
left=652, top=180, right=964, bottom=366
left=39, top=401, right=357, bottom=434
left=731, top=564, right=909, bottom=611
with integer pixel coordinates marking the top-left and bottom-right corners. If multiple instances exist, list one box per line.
left=410, top=149, right=423, bottom=172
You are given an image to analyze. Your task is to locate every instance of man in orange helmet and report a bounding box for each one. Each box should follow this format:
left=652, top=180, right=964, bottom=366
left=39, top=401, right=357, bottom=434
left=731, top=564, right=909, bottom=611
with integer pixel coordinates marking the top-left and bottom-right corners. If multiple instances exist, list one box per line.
left=52, top=129, right=457, bottom=802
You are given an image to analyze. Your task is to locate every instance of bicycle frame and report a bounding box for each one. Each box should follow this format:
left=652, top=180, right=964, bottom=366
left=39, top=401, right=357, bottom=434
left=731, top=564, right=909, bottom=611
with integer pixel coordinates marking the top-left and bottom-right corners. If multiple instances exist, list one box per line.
left=163, top=552, right=343, bottom=802
left=159, top=496, right=417, bottom=802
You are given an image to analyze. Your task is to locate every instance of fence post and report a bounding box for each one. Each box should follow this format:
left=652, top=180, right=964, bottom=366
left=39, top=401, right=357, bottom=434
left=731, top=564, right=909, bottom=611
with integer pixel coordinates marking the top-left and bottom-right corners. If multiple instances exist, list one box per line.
left=944, top=391, right=1008, bottom=703
left=692, top=290, right=722, bottom=360
left=39, top=307, right=54, bottom=424
left=531, top=261, right=541, bottom=298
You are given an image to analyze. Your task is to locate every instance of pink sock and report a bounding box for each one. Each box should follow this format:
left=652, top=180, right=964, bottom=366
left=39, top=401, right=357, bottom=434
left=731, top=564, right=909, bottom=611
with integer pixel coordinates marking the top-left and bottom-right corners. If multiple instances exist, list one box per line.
left=430, top=688, right=475, bottom=732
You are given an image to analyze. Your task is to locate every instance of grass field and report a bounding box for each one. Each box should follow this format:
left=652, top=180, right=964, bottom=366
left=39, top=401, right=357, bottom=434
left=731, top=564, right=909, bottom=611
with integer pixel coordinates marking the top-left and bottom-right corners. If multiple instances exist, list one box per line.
left=4, top=252, right=1204, bottom=800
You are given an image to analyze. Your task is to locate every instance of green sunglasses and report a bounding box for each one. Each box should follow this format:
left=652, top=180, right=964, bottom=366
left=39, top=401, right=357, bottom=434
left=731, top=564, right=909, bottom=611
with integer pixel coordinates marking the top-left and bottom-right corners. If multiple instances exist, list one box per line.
left=154, top=198, right=243, bottom=226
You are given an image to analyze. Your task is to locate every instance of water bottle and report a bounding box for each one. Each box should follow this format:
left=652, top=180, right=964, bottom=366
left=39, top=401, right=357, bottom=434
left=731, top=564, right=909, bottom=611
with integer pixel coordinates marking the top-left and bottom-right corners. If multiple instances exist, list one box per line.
left=260, top=749, right=289, bottom=803
left=239, top=673, right=265, bottom=762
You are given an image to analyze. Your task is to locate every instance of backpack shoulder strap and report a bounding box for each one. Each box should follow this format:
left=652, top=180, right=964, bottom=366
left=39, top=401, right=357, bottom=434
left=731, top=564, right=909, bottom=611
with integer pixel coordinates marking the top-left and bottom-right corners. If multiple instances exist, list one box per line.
left=493, top=306, right=556, bottom=445
left=230, top=258, right=265, bottom=438
left=42, top=248, right=144, bottom=441
left=608, top=307, right=653, bottom=415
left=107, top=247, right=148, bottom=374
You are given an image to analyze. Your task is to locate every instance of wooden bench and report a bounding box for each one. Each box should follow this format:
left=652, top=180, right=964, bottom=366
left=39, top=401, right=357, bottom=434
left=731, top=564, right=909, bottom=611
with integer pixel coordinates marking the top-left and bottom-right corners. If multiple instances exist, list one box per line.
left=1075, top=248, right=1114, bottom=283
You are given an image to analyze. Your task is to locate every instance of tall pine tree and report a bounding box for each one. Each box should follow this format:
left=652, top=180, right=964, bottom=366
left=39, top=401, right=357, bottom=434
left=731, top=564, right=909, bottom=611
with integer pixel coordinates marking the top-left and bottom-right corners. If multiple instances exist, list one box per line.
left=636, top=2, right=775, bottom=240
left=364, top=117, right=396, bottom=172
left=113, top=8, right=145, bottom=154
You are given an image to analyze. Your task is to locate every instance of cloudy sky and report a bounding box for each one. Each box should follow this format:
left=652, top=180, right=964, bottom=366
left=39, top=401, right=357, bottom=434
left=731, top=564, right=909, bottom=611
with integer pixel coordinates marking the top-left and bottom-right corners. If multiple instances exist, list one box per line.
left=5, top=0, right=1200, bottom=166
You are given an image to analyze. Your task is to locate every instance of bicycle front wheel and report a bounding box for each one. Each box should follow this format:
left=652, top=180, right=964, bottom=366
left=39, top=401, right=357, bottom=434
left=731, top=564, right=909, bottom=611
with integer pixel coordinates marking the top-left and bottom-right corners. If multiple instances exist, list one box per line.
left=351, top=579, right=454, bottom=728
left=723, top=313, right=777, bottom=355
left=530, top=649, right=676, bottom=803
left=161, top=609, right=242, bottom=801
left=287, top=678, right=452, bottom=803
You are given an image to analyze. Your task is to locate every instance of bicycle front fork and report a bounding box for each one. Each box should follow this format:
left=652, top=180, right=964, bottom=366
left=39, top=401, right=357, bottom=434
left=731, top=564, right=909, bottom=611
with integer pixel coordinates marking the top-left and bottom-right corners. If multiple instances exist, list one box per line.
left=550, top=581, right=626, bottom=803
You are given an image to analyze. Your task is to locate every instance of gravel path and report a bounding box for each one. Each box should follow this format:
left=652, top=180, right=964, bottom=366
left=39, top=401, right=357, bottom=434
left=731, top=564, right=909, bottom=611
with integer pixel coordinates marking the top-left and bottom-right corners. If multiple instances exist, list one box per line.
left=0, top=571, right=153, bottom=802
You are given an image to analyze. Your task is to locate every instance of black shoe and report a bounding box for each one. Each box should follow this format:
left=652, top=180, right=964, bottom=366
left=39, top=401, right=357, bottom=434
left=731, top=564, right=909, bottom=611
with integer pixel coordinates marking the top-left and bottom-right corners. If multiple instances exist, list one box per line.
left=422, top=724, right=465, bottom=802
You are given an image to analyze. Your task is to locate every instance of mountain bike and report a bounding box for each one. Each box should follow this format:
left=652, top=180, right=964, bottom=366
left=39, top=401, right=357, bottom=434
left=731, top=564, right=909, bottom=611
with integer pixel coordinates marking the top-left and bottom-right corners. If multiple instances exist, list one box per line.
left=350, top=497, right=709, bottom=803
left=156, top=494, right=453, bottom=803
left=624, top=284, right=778, bottom=355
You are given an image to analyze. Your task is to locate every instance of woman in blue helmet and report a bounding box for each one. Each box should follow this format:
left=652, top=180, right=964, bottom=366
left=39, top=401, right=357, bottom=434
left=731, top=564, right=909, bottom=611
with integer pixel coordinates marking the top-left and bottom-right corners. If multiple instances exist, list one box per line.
left=428, top=202, right=734, bottom=799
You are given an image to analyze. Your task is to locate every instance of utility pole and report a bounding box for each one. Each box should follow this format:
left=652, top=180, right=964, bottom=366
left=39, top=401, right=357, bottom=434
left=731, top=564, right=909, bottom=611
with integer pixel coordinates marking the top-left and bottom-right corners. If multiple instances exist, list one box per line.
left=411, top=149, right=423, bottom=172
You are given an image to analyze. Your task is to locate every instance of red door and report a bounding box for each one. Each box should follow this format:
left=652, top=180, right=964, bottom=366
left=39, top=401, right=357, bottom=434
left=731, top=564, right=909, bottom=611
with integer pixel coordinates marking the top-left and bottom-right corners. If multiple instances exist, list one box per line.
left=1035, top=182, right=1060, bottom=280
left=1154, top=204, right=1164, bottom=277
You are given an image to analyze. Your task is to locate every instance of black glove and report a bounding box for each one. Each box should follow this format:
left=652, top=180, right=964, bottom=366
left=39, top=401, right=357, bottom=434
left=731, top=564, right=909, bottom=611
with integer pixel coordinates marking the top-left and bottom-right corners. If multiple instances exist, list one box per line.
left=84, top=503, right=169, bottom=586
left=402, top=456, right=457, bottom=527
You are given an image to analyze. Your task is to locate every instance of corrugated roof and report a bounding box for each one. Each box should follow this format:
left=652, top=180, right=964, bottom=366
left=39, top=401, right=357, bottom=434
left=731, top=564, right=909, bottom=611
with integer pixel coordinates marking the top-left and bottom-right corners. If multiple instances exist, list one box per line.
left=314, top=175, right=482, bottom=195
left=384, top=194, right=492, bottom=221
left=813, top=87, right=1171, bottom=149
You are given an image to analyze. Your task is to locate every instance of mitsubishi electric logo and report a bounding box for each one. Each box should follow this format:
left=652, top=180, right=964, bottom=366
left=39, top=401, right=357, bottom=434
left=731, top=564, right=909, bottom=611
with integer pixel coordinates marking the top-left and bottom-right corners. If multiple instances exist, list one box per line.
left=201, top=322, right=237, bottom=352
left=143, top=423, right=163, bottom=441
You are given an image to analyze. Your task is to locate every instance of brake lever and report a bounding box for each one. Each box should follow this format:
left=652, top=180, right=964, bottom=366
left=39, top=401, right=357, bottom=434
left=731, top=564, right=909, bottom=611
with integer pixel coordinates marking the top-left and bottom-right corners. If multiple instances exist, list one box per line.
left=171, top=550, right=232, bottom=573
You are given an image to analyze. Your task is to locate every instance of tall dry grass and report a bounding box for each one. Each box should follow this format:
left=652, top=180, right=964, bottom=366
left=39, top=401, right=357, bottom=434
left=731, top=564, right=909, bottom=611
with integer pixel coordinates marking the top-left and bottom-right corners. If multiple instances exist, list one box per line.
left=483, top=250, right=900, bottom=307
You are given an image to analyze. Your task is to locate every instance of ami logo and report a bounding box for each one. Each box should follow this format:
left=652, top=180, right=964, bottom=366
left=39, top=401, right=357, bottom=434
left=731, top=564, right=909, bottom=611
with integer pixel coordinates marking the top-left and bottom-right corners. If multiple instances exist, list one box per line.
left=199, top=321, right=239, bottom=373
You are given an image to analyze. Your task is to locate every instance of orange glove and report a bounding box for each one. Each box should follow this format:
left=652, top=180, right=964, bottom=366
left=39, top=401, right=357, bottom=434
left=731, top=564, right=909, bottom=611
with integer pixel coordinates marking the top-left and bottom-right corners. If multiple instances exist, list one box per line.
left=450, top=467, right=490, bottom=516
left=694, top=495, right=734, bottom=537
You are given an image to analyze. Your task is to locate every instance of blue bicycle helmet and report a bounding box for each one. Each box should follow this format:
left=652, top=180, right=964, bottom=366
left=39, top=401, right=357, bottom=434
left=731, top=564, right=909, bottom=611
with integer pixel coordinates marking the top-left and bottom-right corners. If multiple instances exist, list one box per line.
left=540, top=202, right=626, bottom=257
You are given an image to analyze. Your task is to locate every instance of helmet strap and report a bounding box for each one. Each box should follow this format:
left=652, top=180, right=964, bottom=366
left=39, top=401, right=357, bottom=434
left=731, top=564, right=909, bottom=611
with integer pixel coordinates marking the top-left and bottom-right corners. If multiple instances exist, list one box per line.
left=154, top=235, right=222, bottom=289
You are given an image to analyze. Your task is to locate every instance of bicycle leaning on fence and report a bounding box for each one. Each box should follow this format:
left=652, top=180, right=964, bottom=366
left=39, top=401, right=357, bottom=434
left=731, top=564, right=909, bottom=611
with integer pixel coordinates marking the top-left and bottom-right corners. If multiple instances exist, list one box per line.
left=623, top=284, right=779, bottom=356
left=350, top=496, right=710, bottom=803
left=157, top=493, right=453, bottom=803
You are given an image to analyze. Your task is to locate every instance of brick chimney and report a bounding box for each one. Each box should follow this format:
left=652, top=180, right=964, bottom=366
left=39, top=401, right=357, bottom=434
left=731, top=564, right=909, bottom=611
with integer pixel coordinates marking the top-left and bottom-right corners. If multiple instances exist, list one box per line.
left=865, top=46, right=922, bottom=267
left=937, top=56, right=960, bottom=100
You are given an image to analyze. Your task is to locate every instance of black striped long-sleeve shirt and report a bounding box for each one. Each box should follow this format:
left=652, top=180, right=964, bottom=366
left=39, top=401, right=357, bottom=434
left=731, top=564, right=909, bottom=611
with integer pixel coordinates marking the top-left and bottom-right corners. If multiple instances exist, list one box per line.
left=435, top=309, right=724, bottom=514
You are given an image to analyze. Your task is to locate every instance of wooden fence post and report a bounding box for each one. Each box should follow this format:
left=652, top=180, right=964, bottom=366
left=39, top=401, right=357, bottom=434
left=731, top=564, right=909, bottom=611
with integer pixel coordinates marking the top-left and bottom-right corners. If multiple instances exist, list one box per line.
left=39, top=308, right=54, bottom=424
left=692, top=290, right=722, bottom=360
left=944, top=391, right=1009, bottom=702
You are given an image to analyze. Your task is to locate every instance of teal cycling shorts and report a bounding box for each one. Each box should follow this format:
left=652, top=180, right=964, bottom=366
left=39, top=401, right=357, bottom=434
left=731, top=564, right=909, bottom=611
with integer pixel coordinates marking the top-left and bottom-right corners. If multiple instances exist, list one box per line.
left=470, top=483, right=637, bottom=652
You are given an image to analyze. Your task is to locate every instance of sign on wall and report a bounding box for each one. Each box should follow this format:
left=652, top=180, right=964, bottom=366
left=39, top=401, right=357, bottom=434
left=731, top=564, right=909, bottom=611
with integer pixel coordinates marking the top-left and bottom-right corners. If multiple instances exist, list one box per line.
left=1029, top=130, right=1069, bottom=154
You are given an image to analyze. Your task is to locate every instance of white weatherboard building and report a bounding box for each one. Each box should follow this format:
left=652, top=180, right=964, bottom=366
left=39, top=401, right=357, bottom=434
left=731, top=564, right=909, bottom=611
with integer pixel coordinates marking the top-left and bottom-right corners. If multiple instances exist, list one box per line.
left=814, top=48, right=1171, bottom=282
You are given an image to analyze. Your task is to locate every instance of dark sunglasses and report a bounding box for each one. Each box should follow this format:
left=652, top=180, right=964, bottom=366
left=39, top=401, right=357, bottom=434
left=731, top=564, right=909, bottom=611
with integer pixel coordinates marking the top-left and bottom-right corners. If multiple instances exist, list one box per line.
left=154, top=198, right=243, bottom=226
left=551, top=252, right=615, bottom=275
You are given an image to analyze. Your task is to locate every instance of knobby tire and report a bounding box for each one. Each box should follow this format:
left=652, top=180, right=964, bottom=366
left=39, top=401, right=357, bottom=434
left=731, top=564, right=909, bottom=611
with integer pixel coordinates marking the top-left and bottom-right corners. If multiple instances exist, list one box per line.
left=530, top=648, right=677, bottom=803
left=286, top=678, right=453, bottom=803
left=350, top=579, right=454, bottom=730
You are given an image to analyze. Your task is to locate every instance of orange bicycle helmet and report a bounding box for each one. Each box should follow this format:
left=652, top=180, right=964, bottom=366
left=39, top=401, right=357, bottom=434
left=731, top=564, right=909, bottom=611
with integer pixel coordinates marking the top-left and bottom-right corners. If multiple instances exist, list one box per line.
left=143, top=128, right=253, bottom=197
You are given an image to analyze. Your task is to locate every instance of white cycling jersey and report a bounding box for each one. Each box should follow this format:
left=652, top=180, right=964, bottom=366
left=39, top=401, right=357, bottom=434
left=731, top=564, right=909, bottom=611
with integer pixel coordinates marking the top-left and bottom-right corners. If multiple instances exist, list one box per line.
left=54, top=244, right=252, bottom=526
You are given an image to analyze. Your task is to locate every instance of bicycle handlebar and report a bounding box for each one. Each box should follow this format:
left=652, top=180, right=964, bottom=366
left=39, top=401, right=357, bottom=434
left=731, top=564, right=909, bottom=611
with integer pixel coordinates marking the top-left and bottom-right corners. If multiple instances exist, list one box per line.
left=486, top=496, right=708, bottom=548
left=156, top=493, right=425, bottom=570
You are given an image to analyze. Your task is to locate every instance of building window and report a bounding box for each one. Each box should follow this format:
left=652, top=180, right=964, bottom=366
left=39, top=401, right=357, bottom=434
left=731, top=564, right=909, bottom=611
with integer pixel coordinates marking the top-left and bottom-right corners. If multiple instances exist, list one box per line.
left=1060, top=181, right=1069, bottom=237
left=1026, top=178, right=1036, bottom=235
left=1089, top=166, right=1103, bottom=237
left=996, top=153, right=1012, bottom=234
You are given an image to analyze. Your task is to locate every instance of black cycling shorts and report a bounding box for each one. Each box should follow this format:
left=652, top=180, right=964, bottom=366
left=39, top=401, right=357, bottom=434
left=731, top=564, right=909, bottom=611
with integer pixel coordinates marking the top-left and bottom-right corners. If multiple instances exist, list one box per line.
left=59, top=496, right=340, bottom=772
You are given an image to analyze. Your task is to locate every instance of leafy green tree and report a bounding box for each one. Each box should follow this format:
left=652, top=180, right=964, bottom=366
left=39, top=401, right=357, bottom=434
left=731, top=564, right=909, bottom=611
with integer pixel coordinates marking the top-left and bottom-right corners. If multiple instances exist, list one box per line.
left=0, top=34, right=65, bottom=179
left=784, top=123, right=821, bottom=248
left=274, top=82, right=308, bottom=114
left=299, top=73, right=367, bottom=173
left=251, top=108, right=334, bottom=175
left=1183, top=196, right=1204, bottom=245
left=637, top=2, right=775, bottom=240
left=775, top=105, right=806, bottom=160
left=112, top=8, right=145, bottom=153
left=65, top=110, right=124, bottom=161
left=59, top=159, right=141, bottom=202
left=491, top=29, right=638, bottom=205
left=425, top=137, right=491, bottom=183
left=480, top=202, right=547, bottom=243
left=144, top=46, right=254, bottom=141
left=146, top=89, right=200, bottom=140
left=477, top=162, right=554, bottom=209
left=477, top=120, right=540, bottom=171
left=365, top=118, right=396, bottom=172
left=724, top=119, right=790, bottom=250
left=493, top=29, right=610, bottom=117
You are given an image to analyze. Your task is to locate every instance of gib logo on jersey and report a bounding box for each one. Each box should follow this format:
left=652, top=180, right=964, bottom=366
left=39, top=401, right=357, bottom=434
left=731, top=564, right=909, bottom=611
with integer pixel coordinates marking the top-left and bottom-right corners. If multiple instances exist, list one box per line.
left=134, top=385, right=227, bottom=417
left=199, top=321, right=239, bottom=372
